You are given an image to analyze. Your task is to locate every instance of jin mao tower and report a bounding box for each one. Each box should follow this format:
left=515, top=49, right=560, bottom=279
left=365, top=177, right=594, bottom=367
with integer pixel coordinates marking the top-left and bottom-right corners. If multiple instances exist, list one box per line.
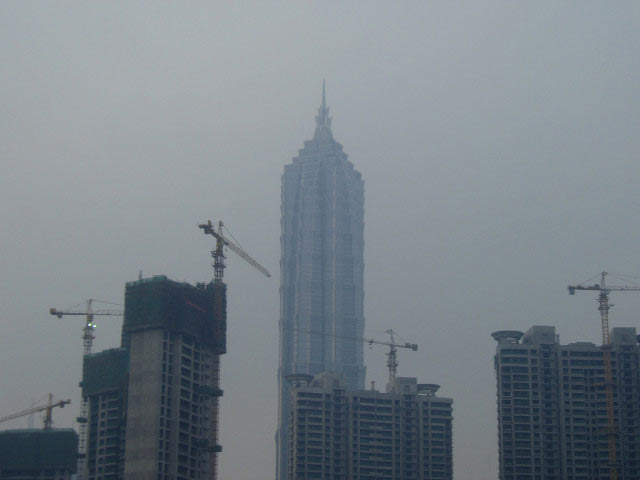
left=276, top=83, right=366, bottom=480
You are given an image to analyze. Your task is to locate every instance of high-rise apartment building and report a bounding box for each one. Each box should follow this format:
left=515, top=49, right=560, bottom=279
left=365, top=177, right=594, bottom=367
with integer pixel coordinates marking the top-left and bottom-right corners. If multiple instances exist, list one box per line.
left=79, top=275, right=226, bottom=480
left=287, top=372, right=453, bottom=480
left=493, top=326, right=640, bottom=480
left=123, top=276, right=226, bottom=480
left=277, top=83, right=366, bottom=480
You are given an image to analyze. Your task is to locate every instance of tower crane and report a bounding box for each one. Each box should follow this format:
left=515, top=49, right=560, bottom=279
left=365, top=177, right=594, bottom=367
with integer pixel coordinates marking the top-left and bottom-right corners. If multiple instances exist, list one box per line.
left=0, top=394, right=70, bottom=430
left=198, top=219, right=271, bottom=282
left=50, top=299, right=123, bottom=356
left=49, top=299, right=123, bottom=480
left=291, top=327, right=418, bottom=383
left=568, top=271, right=640, bottom=480
left=379, top=329, right=418, bottom=383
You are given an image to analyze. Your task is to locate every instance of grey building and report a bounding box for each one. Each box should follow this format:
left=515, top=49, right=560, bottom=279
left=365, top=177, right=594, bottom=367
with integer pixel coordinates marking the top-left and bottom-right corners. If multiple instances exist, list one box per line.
left=277, top=83, right=366, bottom=480
left=493, top=326, right=640, bottom=480
left=0, top=428, right=78, bottom=480
left=288, top=372, right=453, bottom=480
left=122, top=276, right=226, bottom=480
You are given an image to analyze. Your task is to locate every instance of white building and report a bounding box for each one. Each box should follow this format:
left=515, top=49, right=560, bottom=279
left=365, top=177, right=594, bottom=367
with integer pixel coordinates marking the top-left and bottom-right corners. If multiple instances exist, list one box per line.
left=493, top=326, right=640, bottom=480
left=288, top=372, right=453, bottom=480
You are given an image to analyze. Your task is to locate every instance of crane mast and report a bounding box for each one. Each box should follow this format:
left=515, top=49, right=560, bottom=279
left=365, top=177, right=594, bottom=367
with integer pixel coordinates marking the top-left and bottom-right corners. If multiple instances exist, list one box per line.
left=568, top=271, right=640, bottom=480
left=50, top=299, right=123, bottom=356
left=49, top=299, right=123, bottom=480
left=385, top=329, right=400, bottom=383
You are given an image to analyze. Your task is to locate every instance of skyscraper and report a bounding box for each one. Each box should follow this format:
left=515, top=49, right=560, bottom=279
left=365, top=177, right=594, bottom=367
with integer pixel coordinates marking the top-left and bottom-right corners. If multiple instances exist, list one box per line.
left=287, top=372, right=453, bottom=480
left=493, top=326, right=640, bottom=480
left=276, top=83, right=366, bottom=480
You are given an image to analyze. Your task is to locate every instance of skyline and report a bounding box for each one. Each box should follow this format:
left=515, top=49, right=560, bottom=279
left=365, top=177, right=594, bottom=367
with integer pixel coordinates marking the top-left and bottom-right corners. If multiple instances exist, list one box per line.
left=2, top=3, right=640, bottom=479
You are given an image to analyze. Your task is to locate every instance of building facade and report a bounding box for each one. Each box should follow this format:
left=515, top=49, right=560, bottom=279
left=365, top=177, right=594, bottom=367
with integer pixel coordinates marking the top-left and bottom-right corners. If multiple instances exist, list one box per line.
left=288, top=372, right=453, bottom=480
left=277, top=84, right=366, bottom=480
left=80, top=275, right=226, bottom=480
left=493, top=326, right=640, bottom=480
left=82, top=348, right=129, bottom=480
left=122, top=276, right=226, bottom=480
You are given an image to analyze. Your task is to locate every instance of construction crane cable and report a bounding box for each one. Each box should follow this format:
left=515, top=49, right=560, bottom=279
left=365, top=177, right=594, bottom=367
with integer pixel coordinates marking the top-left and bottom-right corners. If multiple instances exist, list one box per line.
left=608, top=271, right=640, bottom=279
left=31, top=394, right=50, bottom=407
left=576, top=273, right=602, bottom=287
left=363, top=327, right=393, bottom=336
left=395, top=332, right=411, bottom=344
left=284, top=326, right=377, bottom=339
left=90, top=299, right=124, bottom=307
left=283, top=326, right=415, bottom=348
left=283, top=326, right=417, bottom=384
left=221, top=224, right=244, bottom=250
left=0, top=395, right=70, bottom=428
left=608, top=273, right=640, bottom=286
left=198, top=219, right=271, bottom=281
left=65, top=302, right=85, bottom=311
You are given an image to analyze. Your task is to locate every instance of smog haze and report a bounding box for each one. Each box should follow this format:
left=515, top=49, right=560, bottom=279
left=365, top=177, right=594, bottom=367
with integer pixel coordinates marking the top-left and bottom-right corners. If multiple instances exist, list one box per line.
left=1, top=2, right=640, bottom=479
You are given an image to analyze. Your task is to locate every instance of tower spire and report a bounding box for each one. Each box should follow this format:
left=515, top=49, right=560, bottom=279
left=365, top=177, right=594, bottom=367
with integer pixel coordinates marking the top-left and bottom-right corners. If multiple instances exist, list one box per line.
left=314, top=79, right=333, bottom=141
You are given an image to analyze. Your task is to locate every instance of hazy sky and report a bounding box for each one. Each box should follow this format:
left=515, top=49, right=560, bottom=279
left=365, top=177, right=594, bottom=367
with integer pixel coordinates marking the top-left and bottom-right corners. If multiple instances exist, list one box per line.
left=2, top=2, right=640, bottom=479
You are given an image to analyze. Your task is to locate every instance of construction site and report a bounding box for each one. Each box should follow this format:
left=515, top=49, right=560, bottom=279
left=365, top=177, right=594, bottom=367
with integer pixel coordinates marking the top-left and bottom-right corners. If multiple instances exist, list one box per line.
left=1, top=222, right=638, bottom=480
left=0, top=209, right=448, bottom=480
left=0, top=219, right=268, bottom=480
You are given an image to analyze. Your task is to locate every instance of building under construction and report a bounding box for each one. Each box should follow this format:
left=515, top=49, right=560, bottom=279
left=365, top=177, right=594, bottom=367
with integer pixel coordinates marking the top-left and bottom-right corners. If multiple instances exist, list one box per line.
left=79, top=275, right=227, bottom=480
left=0, top=428, right=78, bottom=480
left=123, top=275, right=226, bottom=480
left=82, top=348, right=129, bottom=479
left=493, top=326, right=640, bottom=480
